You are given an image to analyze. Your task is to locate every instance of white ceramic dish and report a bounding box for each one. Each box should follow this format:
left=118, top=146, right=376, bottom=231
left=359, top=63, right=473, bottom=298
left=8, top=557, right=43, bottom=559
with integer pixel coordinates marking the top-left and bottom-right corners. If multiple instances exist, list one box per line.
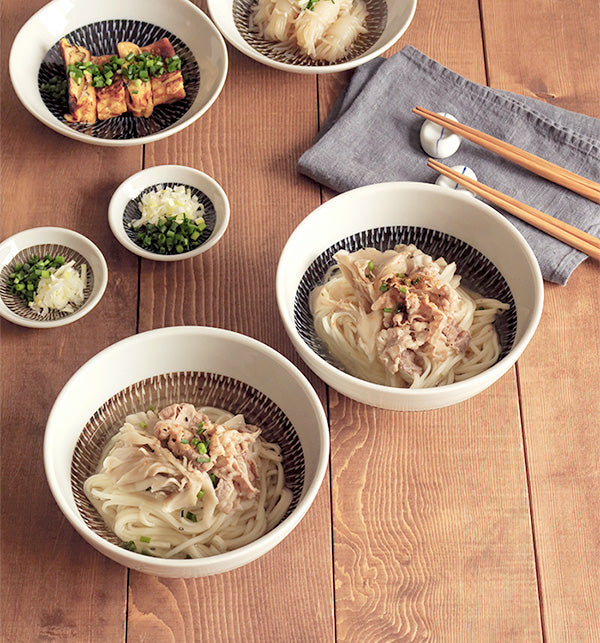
left=0, top=227, right=108, bottom=329
left=108, top=165, right=230, bottom=261
left=44, top=326, right=329, bottom=577
left=207, top=0, right=417, bottom=74
left=276, top=181, right=544, bottom=411
left=9, top=0, right=228, bottom=146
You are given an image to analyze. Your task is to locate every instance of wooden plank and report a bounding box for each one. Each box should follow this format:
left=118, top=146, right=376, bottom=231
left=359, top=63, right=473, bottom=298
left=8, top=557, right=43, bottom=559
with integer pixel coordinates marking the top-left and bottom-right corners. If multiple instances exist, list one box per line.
left=0, top=2, right=141, bottom=640
left=316, top=0, right=543, bottom=639
left=481, top=0, right=600, bottom=639
left=128, top=11, right=335, bottom=642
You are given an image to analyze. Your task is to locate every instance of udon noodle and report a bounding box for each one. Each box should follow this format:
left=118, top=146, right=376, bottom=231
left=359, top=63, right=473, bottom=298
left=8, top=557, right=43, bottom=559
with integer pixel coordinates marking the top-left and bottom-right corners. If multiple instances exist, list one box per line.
left=310, top=244, right=509, bottom=388
left=251, top=0, right=368, bottom=62
left=84, top=403, right=292, bottom=558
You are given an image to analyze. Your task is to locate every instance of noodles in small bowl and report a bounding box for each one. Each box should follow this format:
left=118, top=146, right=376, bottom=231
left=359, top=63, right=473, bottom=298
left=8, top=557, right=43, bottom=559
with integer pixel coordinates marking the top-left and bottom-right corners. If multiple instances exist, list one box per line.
left=207, top=0, right=417, bottom=74
left=45, top=327, right=329, bottom=577
left=276, top=181, right=544, bottom=411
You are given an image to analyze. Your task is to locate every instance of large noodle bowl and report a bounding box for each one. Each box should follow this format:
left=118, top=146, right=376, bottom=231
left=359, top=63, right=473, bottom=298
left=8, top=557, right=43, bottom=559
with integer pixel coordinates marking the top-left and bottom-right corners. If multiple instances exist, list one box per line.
left=310, top=244, right=509, bottom=388
left=84, top=402, right=292, bottom=559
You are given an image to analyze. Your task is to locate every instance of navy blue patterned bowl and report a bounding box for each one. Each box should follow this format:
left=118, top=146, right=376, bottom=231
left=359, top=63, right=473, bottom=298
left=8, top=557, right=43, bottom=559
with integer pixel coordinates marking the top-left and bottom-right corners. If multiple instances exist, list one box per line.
left=108, top=165, right=230, bottom=262
left=10, top=0, right=227, bottom=146
left=277, top=181, right=544, bottom=411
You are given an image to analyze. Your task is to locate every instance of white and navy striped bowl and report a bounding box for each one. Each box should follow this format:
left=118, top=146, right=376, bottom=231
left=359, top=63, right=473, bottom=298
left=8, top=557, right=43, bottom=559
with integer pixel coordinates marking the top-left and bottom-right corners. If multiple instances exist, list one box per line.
left=108, top=165, right=230, bottom=262
left=44, top=326, right=329, bottom=577
left=0, top=227, right=108, bottom=329
left=10, top=0, right=228, bottom=146
left=207, top=0, right=417, bottom=74
left=276, top=181, right=544, bottom=411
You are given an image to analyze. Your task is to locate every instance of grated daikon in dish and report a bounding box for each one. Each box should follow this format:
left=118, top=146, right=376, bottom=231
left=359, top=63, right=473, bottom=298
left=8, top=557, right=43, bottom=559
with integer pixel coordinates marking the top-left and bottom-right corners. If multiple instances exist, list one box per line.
left=131, top=185, right=205, bottom=229
left=29, top=261, right=86, bottom=315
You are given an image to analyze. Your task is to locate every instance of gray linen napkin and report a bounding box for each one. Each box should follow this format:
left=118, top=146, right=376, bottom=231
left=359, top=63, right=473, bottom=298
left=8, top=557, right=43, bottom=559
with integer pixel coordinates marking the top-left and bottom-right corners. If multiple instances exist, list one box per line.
left=298, top=46, right=600, bottom=284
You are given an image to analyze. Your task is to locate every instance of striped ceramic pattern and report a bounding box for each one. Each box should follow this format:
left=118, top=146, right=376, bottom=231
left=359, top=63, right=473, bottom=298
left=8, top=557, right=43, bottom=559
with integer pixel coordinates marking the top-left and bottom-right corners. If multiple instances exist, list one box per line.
left=0, top=244, right=93, bottom=322
left=122, top=182, right=216, bottom=254
left=38, top=20, right=200, bottom=140
left=294, top=226, right=518, bottom=374
left=233, top=0, right=388, bottom=67
left=71, top=371, right=305, bottom=547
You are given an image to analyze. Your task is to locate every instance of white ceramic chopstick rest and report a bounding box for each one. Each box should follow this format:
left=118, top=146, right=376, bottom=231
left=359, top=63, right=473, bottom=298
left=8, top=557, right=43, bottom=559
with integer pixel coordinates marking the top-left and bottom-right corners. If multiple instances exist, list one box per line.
left=435, top=165, right=478, bottom=196
left=420, top=112, right=461, bottom=158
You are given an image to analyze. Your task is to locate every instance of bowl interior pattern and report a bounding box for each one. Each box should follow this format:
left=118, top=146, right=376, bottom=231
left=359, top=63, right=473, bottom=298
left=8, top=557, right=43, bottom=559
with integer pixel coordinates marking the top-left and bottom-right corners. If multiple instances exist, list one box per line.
left=233, top=0, right=388, bottom=67
left=0, top=243, right=94, bottom=322
left=71, top=371, right=305, bottom=549
left=122, top=182, right=217, bottom=253
left=38, top=20, right=200, bottom=140
left=294, top=226, right=518, bottom=375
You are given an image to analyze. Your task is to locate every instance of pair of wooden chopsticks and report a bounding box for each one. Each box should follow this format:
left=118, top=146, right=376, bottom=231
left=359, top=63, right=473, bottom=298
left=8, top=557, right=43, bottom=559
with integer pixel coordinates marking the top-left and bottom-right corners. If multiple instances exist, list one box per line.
left=428, top=160, right=600, bottom=260
left=413, top=106, right=600, bottom=204
left=414, top=107, right=600, bottom=260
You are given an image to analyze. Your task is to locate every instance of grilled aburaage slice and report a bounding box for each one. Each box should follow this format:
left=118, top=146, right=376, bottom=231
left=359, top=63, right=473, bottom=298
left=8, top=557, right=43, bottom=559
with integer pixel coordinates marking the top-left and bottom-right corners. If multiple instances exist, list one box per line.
left=59, top=37, right=186, bottom=124
left=141, top=38, right=186, bottom=106
left=60, top=39, right=97, bottom=124
left=90, top=54, right=127, bottom=121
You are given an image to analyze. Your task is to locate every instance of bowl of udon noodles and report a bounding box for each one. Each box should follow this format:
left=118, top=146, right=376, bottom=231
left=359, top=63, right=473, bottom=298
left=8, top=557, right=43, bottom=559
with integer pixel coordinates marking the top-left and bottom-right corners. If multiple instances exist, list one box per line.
left=207, top=0, right=417, bottom=74
left=276, top=181, right=544, bottom=411
left=44, top=326, right=329, bottom=577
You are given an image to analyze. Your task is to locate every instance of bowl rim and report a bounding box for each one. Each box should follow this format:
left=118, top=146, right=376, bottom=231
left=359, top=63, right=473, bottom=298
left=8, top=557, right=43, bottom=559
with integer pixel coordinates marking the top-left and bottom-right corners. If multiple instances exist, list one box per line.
left=0, top=226, right=109, bottom=329
left=9, top=0, right=229, bottom=147
left=43, top=325, right=330, bottom=570
left=206, top=0, right=418, bottom=75
left=108, top=165, right=231, bottom=261
left=276, top=181, right=544, bottom=401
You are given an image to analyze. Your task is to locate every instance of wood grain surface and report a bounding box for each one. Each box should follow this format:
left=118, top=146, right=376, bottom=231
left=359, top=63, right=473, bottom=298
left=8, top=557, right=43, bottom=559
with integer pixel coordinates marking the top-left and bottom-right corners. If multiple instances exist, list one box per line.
left=1, top=0, right=598, bottom=641
left=481, top=2, right=600, bottom=641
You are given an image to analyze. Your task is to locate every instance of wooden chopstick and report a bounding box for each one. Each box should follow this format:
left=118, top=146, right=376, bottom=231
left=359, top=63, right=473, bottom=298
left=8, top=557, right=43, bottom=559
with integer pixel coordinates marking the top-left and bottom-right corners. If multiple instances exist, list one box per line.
left=427, top=158, right=600, bottom=261
left=414, top=106, right=600, bottom=204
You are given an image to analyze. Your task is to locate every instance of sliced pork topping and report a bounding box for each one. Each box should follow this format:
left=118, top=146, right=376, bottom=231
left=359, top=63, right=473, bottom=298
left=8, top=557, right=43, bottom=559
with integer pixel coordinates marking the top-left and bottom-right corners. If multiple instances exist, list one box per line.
left=371, top=268, right=470, bottom=375
left=205, top=420, right=261, bottom=514
left=154, top=403, right=212, bottom=471
left=335, top=247, right=472, bottom=378
left=152, top=403, right=262, bottom=514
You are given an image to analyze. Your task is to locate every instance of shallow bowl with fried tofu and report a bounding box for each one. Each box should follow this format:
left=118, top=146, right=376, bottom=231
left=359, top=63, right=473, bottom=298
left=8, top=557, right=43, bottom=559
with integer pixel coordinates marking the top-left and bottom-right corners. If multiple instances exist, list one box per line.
left=10, top=0, right=228, bottom=146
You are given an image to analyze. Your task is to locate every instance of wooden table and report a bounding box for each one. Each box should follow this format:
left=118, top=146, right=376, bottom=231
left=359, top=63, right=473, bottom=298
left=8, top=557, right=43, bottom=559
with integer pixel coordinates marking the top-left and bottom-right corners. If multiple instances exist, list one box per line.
left=2, top=1, right=599, bottom=640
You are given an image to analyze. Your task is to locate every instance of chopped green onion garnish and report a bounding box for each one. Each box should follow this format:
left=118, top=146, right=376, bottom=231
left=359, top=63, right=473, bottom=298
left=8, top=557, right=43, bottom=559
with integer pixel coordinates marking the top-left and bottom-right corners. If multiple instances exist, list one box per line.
left=383, top=307, right=393, bottom=313
left=140, top=536, right=151, bottom=543
left=186, top=512, right=197, bottom=522
left=379, top=283, right=389, bottom=292
left=197, top=489, right=205, bottom=500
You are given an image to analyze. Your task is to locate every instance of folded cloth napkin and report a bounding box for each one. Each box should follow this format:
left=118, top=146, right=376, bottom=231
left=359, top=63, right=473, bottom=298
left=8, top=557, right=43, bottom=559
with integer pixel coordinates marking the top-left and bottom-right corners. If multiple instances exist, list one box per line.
left=298, top=46, right=600, bottom=284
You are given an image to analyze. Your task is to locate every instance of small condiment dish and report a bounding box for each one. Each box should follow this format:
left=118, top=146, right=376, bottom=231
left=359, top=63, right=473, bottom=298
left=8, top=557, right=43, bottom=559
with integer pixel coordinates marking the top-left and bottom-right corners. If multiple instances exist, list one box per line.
left=108, top=165, right=230, bottom=262
left=9, top=0, right=228, bottom=146
left=0, top=227, right=108, bottom=329
left=207, top=0, right=417, bottom=74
